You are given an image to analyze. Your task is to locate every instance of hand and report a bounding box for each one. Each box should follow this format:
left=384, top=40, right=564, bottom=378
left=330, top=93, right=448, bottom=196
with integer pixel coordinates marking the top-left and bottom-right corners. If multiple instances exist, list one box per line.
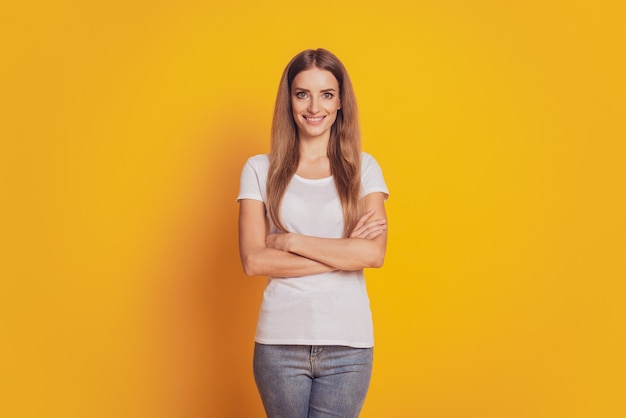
left=266, top=233, right=292, bottom=252
left=350, top=209, right=387, bottom=239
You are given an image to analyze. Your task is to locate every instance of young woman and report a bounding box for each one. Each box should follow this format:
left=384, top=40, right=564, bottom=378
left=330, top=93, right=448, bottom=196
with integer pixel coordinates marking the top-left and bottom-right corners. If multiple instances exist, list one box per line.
left=237, top=48, right=389, bottom=418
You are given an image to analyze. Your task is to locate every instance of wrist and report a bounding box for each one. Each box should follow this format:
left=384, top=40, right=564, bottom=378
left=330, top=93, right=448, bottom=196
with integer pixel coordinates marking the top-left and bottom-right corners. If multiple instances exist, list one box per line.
left=286, top=232, right=298, bottom=253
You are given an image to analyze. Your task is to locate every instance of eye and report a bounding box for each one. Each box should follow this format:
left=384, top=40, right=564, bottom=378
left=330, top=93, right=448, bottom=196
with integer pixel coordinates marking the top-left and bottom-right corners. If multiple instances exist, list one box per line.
left=295, top=91, right=308, bottom=99
left=322, top=92, right=334, bottom=99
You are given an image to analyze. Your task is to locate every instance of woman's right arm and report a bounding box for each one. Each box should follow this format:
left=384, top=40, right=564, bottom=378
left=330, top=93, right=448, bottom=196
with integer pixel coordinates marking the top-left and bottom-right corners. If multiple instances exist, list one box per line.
left=238, top=199, right=336, bottom=277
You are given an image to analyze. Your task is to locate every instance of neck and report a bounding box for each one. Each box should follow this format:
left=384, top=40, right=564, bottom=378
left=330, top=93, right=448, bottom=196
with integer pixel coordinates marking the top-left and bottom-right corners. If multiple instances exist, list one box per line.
left=298, top=133, right=330, bottom=160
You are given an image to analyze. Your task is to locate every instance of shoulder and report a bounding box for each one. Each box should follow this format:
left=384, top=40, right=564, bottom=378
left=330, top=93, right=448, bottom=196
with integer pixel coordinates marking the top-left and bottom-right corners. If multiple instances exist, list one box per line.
left=246, top=153, right=270, bottom=166
left=243, top=154, right=270, bottom=172
left=359, top=151, right=389, bottom=198
left=360, top=152, right=383, bottom=171
left=238, top=154, right=270, bottom=201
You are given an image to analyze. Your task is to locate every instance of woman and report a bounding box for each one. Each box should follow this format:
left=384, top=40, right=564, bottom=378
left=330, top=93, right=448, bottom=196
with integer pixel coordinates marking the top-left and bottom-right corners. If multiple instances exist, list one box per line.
left=237, top=48, right=389, bottom=418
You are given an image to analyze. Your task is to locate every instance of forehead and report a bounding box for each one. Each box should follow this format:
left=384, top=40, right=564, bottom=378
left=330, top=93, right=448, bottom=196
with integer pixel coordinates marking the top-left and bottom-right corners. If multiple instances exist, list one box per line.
left=291, top=68, right=339, bottom=90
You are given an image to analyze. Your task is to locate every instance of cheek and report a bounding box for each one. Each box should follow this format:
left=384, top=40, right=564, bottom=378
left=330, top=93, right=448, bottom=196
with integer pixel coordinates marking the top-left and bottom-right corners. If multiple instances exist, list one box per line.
left=328, top=110, right=339, bottom=125
left=291, top=100, right=304, bottom=114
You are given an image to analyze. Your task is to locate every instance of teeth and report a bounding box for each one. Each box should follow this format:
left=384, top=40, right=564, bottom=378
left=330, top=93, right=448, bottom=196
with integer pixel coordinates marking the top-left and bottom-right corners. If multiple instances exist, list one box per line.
left=306, top=116, right=323, bottom=122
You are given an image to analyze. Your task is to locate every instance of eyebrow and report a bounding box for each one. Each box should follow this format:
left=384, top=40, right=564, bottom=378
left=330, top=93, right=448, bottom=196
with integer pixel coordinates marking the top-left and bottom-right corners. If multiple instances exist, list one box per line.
left=292, top=87, right=337, bottom=93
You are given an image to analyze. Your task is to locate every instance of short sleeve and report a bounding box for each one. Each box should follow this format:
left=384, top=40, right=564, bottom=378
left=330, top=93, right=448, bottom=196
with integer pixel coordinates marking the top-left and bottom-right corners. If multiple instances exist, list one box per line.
left=237, top=154, right=269, bottom=202
left=361, top=152, right=389, bottom=199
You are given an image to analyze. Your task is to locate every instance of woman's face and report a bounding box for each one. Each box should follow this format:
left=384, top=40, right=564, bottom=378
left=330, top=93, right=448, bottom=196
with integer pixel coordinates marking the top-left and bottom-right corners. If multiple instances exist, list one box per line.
left=290, top=68, right=341, bottom=141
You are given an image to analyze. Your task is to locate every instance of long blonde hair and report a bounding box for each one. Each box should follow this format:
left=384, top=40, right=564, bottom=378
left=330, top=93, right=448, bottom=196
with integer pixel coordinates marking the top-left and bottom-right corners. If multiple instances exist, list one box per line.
left=267, top=48, right=362, bottom=237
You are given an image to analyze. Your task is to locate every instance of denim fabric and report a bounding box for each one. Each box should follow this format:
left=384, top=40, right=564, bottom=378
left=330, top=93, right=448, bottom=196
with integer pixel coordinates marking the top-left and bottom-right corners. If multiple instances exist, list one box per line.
left=253, top=343, right=373, bottom=418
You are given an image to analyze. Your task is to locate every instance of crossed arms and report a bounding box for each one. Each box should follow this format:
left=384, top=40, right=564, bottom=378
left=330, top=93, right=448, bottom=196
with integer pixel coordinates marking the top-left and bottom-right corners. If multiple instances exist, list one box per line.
left=238, top=192, right=388, bottom=277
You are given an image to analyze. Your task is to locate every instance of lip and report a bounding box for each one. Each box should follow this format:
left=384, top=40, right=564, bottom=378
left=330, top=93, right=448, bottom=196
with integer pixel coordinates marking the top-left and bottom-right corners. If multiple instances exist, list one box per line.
left=303, top=115, right=326, bottom=124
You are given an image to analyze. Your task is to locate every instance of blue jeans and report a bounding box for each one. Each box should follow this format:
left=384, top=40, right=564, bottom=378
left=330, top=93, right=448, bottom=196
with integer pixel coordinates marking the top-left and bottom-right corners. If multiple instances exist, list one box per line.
left=253, top=343, right=373, bottom=418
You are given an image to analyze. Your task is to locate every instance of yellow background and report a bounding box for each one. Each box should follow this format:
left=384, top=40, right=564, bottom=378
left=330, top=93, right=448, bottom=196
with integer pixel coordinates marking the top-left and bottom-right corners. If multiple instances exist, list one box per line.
left=2, top=1, right=625, bottom=417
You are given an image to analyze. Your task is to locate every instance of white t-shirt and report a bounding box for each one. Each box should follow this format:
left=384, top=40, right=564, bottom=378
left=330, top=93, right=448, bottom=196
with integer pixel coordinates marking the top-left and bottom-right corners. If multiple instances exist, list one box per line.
left=237, top=152, right=389, bottom=348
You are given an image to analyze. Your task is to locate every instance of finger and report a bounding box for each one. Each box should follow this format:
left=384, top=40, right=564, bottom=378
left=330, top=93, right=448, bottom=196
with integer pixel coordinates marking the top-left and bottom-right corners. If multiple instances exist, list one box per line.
left=361, top=219, right=387, bottom=233
left=265, top=234, right=276, bottom=246
left=355, top=210, right=374, bottom=227
left=365, top=219, right=386, bottom=227
left=363, top=223, right=387, bottom=239
left=350, top=210, right=376, bottom=238
left=351, top=225, right=365, bottom=237
left=353, top=220, right=387, bottom=239
left=365, top=229, right=384, bottom=239
left=361, top=208, right=375, bottom=218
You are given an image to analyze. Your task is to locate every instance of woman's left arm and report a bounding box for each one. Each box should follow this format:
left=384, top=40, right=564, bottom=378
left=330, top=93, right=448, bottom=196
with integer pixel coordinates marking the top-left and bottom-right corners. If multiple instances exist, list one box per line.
left=266, top=192, right=388, bottom=270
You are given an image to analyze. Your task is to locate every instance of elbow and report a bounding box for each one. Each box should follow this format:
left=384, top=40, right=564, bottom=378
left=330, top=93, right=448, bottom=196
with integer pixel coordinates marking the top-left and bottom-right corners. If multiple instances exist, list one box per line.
left=241, top=253, right=261, bottom=276
left=369, top=254, right=385, bottom=269
left=353, top=241, right=386, bottom=269
left=365, top=249, right=386, bottom=269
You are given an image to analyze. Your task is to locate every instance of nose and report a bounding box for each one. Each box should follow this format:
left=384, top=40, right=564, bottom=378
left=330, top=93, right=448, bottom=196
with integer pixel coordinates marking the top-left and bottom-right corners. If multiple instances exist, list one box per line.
left=307, top=97, right=320, bottom=114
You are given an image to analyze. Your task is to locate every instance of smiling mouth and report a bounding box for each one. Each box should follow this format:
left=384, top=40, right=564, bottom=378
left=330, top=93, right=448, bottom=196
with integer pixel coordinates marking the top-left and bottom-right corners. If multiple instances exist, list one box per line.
left=304, top=115, right=325, bottom=122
